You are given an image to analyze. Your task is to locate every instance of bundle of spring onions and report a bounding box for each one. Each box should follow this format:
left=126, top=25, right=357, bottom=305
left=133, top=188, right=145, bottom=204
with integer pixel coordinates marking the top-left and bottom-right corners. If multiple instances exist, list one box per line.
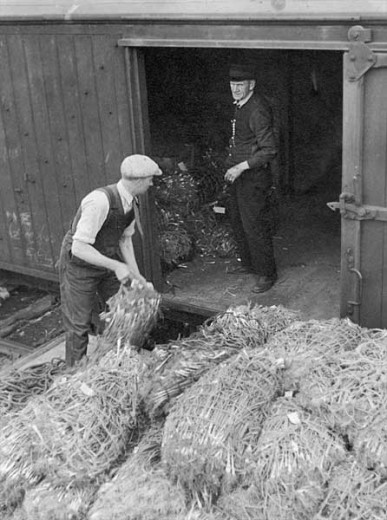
left=144, top=305, right=298, bottom=418
left=314, top=457, right=387, bottom=519
left=0, top=358, right=66, bottom=419
left=265, top=318, right=367, bottom=359
left=162, top=349, right=282, bottom=506
left=143, top=330, right=238, bottom=418
left=247, top=398, right=346, bottom=520
left=158, top=225, right=193, bottom=268
left=154, top=169, right=199, bottom=210
left=204, top=304, right=299, bottom=348
left=296, top=338, right=387, bottom=440
left=19, top=480, right=96, bottom=520
left=89, top=421, right=186, bottom=520
left=0, top=346, right=146, bottom=491
left=97, top=279, right=160, bottom=359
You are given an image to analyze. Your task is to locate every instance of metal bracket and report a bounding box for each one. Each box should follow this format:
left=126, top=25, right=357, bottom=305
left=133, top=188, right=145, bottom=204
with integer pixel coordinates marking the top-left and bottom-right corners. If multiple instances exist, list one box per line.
left=345, top=248, right=362, bottom=316
left=346, top=25, right=375, bottom=82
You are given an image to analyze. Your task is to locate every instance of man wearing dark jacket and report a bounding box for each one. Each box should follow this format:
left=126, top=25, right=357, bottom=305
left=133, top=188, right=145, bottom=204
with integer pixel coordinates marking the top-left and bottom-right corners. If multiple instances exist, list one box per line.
left=58, top=154, right=162, bottom=366
left=225, top=62, right=278, bottom=293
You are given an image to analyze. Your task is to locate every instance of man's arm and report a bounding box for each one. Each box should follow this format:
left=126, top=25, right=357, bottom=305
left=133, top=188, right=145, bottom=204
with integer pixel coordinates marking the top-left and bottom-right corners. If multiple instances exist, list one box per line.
left=71, top=190, right=135, bottom=283
left=118, top=232, right=149, bottom=286
left=72, top=239, right=135, bottom=283
left=247, top=102, right=278, bottom=169
left=225, top=99, right=277, bottom=183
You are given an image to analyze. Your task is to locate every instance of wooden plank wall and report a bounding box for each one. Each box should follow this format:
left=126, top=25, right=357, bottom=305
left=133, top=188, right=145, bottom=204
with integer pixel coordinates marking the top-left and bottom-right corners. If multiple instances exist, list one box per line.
left=360, top=64, right=387, bottom=327
left=0, top=26, right=135, bottom=279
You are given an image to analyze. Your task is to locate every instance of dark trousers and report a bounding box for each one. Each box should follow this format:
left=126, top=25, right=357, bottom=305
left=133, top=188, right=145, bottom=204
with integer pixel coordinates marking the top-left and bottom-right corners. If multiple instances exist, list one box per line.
left=58, top=239, right=120, bottom=366
left=228, top=168, right=277, bottom=279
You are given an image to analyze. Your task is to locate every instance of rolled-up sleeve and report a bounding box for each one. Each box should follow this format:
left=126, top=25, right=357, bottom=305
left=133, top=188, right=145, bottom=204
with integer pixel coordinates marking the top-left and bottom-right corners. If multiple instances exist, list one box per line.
left=72, top=191, right=109, bottom=244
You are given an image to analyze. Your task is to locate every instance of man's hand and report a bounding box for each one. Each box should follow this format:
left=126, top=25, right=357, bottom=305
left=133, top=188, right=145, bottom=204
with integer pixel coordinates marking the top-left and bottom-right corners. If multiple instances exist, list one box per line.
left=115, top=263, right=153, bottom=289
left=131, top=278, right=155, bottom=290
left=132, top=273, right=151, bottom=288
left=224, top=162, right=248, bottom=183
left=114, top=263, right=135, bottom=284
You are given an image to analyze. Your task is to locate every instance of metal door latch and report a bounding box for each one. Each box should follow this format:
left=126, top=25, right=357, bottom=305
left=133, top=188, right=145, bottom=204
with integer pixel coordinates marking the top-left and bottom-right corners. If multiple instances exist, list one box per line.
left=327, top=192, right=374, bottom=220
left=327, top=200, right=374, bottom=220
left=328, top=194, right=387, bottom=222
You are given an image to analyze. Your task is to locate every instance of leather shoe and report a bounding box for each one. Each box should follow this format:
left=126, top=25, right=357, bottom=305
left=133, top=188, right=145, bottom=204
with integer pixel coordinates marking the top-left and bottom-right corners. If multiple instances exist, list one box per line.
left=227, top=265, right=253, bottom=275
left=251, top=275, right=276, bottom=294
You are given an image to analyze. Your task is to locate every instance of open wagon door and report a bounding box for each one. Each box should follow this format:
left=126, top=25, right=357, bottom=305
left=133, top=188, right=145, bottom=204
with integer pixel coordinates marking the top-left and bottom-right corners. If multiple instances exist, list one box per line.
left=330, top=26, right=387, bottom=328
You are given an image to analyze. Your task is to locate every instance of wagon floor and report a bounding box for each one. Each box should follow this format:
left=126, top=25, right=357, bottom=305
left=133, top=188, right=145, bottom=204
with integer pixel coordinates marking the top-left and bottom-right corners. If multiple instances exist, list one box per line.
left=162, top=190, right=341, bottom=321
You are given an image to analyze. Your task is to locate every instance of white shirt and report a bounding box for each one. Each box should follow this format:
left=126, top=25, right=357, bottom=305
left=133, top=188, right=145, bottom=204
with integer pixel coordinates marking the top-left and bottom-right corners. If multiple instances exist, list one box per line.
left=73, top=180, right=135, bottom=244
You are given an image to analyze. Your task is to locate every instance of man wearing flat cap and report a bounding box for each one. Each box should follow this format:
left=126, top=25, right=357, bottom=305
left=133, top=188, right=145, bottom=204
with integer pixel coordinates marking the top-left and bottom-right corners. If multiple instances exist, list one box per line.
left=225, top=62, right=278, bottom=293
left=58, top=154, right=162, bottom=366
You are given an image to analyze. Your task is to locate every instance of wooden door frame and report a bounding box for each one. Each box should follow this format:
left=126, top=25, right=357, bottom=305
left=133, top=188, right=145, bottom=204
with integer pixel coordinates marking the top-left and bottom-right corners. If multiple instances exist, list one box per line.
left=124, top=47, right=163, bottom=290
left=339, top=31, right=387, bottom=325
left=121, top=23, right=387, bottom=319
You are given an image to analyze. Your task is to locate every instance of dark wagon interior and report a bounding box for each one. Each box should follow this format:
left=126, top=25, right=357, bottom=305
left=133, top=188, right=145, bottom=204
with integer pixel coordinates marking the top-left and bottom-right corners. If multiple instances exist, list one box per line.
left=144, top=48, right=343, bottom=319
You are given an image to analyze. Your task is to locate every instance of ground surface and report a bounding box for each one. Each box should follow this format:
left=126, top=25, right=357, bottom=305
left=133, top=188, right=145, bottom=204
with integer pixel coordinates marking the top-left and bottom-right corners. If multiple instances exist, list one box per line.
left=0, top=279, right=62, bottom=346
left=0, top=276, right=62, bottom=369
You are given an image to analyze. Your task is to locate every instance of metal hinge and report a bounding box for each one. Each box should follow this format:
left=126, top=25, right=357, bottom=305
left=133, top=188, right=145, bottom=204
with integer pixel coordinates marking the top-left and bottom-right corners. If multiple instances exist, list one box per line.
left=346, top=25, right=376, bottom=81
left=345, top=248, right=362, bottom=317
left=327, top=193, right=387, bottom=221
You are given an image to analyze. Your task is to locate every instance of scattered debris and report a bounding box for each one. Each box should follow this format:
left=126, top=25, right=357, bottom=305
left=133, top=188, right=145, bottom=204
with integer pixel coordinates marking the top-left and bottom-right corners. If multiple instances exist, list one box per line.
left=0, top=287, right=10, bottom=306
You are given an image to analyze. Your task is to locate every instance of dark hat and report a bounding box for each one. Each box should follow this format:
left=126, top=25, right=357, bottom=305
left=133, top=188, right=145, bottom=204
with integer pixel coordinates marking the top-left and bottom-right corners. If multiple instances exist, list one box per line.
left=229, top=62, right=256, bottom=81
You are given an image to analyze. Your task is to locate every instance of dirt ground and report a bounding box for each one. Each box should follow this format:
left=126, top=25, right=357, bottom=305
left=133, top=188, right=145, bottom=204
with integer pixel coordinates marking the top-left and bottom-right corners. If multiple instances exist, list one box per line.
left=0, top=279, right=61, bottom=345
left=0, top=276, right=62, bottom=370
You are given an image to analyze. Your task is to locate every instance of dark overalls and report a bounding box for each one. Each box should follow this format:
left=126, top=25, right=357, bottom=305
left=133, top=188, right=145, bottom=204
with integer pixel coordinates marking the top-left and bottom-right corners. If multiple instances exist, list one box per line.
left=58, top=184, right=134, bottom=366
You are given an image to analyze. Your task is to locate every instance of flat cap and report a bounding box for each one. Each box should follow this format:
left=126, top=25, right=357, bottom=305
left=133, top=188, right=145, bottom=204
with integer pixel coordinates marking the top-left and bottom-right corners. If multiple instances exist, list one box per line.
left=120, top=154, right=162, bottom=178
left=229, top=62, right=256, bottom=81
